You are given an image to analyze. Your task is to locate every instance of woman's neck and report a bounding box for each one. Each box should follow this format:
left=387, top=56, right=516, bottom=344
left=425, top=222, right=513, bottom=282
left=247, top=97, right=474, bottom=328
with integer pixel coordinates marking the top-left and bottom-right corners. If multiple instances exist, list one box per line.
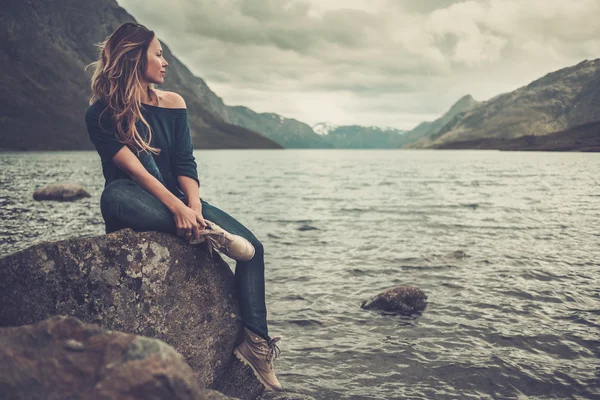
left=140, top=86, right=157, bottom=105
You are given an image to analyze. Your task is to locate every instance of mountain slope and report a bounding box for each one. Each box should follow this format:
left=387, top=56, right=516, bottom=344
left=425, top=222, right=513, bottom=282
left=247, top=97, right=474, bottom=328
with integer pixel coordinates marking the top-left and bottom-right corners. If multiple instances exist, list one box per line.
left=416, top=59, right=600, bottom=148
left=162, top=63, right=332, bottom=148
left=401, top=95, right=479, bottom=148
left=0, top=0, right=281, bottom=150
left=434, top=120, right=600, bottom=152
left=227, top=106, right=333, bottom=148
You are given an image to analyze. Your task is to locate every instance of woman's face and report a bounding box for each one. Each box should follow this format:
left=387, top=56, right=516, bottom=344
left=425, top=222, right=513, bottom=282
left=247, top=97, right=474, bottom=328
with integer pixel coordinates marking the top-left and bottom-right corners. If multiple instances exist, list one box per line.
left=143, top=36, right=168, bottom=84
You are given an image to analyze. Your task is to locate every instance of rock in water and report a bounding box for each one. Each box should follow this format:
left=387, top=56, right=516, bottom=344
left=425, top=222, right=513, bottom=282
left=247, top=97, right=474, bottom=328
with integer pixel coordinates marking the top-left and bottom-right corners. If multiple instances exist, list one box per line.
left=361, top=286, right=427, bottom=315
left=33, top=182, right=91, bottom=201
left=445, top=250, right=468, bottom=260
left=0, top=315, right=233, bottom=400
left=0, top=228, right=264, bottom=399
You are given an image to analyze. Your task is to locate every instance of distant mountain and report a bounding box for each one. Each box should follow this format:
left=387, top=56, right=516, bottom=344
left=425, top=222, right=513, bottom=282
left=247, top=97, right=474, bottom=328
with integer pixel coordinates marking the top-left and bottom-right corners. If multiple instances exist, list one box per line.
left=409, top=59, right=600, bottom=149
left=313, top=124, right=407, bottom=149
left=176, top=74, right=332, bottom=148
left=0, top=0, right=281, bottom=150
left=226, top=107, right=333, bottom=148
left=401, top=95, right=480, bottom=148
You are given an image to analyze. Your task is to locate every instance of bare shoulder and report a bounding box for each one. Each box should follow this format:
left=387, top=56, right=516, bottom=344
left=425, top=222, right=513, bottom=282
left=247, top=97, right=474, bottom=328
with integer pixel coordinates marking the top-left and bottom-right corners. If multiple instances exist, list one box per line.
left=157, top=90, right=187, bottom=109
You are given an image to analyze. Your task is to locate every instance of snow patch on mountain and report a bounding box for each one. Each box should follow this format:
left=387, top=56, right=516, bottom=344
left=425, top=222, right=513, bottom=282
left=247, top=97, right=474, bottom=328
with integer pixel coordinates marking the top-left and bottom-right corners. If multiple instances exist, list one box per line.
left=313, top=122, right=405, bottom=135
left=312, top=122, right=339, bottom=135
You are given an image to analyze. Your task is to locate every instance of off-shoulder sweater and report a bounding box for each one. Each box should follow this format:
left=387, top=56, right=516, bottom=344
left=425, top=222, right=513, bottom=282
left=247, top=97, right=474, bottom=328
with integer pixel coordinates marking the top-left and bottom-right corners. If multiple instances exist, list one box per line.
left=85, top=100, right=200, bottom=200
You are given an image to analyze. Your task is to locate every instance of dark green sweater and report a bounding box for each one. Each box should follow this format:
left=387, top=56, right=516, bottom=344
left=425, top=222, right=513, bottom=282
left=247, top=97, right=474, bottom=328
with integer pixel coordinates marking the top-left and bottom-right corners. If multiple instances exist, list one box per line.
left=85, top=100, right=200, bottom=200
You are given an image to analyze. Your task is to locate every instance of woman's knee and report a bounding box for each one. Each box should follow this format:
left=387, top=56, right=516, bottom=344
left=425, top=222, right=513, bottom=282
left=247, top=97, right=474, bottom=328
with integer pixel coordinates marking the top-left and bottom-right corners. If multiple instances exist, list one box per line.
left=100, top=179, right=135, bottom=217
left=101, top=179, right=137, bottom=201
left=100, top=178, right=176, bottom=234
left=250, top=239, right=264, bottom=257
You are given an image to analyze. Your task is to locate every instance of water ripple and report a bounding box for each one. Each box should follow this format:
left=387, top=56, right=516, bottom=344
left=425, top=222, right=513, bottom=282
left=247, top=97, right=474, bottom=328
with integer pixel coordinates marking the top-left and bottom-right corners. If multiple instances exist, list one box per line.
left=1, top=150, right=599, bottom=399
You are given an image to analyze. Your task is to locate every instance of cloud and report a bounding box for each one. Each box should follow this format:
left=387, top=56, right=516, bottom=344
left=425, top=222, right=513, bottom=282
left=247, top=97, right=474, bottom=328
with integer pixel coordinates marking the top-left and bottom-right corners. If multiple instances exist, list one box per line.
left=117, top=0, right=600, bottom=129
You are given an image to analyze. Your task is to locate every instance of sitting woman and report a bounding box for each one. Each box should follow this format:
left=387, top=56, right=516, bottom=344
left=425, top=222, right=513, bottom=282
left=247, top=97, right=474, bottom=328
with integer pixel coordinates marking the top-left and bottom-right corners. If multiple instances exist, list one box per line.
left=84, top=22, right=282, bottom=392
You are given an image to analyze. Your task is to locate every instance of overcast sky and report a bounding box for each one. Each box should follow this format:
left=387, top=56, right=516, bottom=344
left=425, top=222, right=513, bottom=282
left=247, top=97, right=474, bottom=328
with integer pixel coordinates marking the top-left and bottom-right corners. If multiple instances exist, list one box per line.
left=117, top=0, right=600, bottom=130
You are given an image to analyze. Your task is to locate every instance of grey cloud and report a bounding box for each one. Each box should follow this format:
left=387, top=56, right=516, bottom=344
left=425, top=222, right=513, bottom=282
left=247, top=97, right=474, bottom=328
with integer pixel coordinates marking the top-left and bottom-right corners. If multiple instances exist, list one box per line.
left=239, top=0, right=307, bottom=20
left=153, top=0, right=381, bottom=53
left=392, top=0, right=463, bottom=14
left=315, top=81, right=416, bottom=95
left=117, top=0, right=600, bottom=128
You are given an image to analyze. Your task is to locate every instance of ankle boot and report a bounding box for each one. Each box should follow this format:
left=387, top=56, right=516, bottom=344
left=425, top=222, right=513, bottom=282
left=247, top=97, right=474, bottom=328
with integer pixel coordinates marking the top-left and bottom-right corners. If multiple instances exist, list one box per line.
left=234, top=327, right=283, bottom=391
left=189, top=220, right=255, bottom=261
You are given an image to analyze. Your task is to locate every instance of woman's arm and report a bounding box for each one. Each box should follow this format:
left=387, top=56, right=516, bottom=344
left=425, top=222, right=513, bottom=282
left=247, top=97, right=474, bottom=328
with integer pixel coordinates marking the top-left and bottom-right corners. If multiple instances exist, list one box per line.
left=178, top=175, right=200, bottom=207
left=161, top=91, right=205, bottom=230
left=178, top=176, right=205, bottom=232
left=170, top=102, right=201, bottom=202
left=113, top=146, right=204, bottom=238
left=113, top=146, right=183, bottom=212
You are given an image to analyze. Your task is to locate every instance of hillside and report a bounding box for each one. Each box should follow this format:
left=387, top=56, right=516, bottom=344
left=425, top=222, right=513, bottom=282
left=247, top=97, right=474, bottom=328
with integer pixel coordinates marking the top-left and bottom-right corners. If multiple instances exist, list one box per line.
left=434, top=120, right=600, bottom=152
left=411, top=59, right=600, bottom=149
left=227, top=106, right=333, bottom=148
left=0, top=0, right=281, bottom=150
left=401, top=95, right=479, bottom=148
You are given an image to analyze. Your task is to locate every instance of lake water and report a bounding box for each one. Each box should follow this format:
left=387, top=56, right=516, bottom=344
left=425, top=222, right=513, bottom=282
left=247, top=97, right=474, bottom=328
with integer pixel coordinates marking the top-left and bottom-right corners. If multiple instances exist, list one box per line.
left=1, top=150, right=599, bottom=399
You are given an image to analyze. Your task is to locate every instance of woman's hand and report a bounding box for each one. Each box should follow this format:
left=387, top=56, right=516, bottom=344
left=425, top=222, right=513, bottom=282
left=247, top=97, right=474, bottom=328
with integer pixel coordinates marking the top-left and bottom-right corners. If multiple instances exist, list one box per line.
left=172, top=201, right=206, bottom=241
left=188, top=200, right=207, bottom=237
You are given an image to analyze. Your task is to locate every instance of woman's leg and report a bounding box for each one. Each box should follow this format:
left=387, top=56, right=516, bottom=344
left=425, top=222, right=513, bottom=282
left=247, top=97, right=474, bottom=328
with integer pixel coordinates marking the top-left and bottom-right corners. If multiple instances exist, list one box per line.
left=100, top=179, right=177, bottom=234
left=100, top=179, right=270, bottom=341
left=199, top=198, right=269, bottom=341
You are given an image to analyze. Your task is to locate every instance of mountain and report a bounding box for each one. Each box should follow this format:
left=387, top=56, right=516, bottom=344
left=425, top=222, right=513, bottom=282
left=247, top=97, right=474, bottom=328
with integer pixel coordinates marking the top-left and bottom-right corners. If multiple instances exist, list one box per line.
left=409, top=59, right=600, bottom=149
left=226, top=106, right=334, bottom=148
left=401, top=95, right=480, bottom=148
left=175, top=74, right=333, bottom=148
left=313, top=125, right=407, bottom=149
left=0, top=0, right=281, bottom=150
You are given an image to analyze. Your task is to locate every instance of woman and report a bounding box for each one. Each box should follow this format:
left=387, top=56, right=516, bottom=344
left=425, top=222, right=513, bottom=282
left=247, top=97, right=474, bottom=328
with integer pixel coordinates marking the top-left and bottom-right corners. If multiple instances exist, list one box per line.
left=84, top=22, right=282, bottom=392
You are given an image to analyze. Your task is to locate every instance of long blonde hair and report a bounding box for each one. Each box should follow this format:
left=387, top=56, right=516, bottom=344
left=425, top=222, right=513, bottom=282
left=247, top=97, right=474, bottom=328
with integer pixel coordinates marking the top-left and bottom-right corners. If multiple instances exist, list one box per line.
left=86, top=22, right=161, bottom=155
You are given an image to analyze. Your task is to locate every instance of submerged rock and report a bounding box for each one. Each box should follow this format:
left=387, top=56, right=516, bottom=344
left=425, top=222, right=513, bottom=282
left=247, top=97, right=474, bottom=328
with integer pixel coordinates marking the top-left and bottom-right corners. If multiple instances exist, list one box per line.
left=297, top=225, right=318, bottom=231
left=0, top=315, right=233, bottom=400
left=445, top=250, right=468, bottom=260
left=0, top=228, right=264, bottom=399
left=361, top=286, right=427, bottom=315
left=33, top=182, right=91, bottom=201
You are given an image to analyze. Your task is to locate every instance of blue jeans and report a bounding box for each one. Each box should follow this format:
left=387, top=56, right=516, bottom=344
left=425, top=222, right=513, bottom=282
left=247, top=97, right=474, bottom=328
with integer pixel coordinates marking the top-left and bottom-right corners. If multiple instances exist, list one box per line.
left=99, top=178, right=270, bottom=341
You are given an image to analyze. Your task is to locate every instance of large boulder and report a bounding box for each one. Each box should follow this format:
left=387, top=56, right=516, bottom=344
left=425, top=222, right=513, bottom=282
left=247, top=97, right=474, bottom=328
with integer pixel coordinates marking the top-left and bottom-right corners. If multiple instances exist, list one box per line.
left=0, top=228, right=264, bottom=399
left=0, top=315, right=233, bottom=400
left=361, top=286, right=427, bottom=315
left=32, top=182, right=91, bottom=201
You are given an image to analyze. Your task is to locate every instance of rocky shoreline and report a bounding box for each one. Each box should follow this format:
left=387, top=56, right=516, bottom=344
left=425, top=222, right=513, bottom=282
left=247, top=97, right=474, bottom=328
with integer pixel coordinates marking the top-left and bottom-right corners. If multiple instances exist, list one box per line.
left=0, top=224, right=429, bottom=398
left=0, top=229, right=296, bottom=399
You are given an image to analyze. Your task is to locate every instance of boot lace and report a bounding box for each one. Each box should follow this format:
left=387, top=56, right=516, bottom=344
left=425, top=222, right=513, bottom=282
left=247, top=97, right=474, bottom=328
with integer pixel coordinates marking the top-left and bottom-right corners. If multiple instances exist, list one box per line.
left=266, top=338, right=281, bottom=363
left=188, top=223, right=231, bottom=255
